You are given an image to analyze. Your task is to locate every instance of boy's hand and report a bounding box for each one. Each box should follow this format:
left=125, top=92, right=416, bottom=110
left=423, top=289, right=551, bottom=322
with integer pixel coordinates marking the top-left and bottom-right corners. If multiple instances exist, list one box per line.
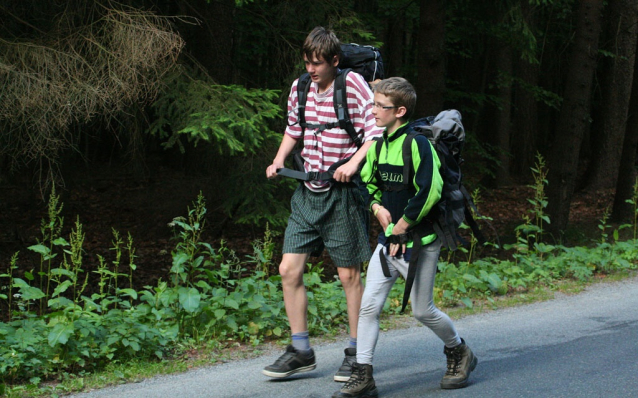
left=375, top=206, right=392, bottom=231
left=390, top=221, right=408, bottom=257
left=266, top=161, right=284, bottom=179
left=389, top=242, right=406, bottom=257
left=332, top=159, right=359, bottom=183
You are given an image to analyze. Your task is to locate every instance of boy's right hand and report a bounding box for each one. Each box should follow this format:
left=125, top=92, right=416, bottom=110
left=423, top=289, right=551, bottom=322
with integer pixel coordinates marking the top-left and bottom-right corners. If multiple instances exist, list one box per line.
left=266, top=161, right=284, bottom=179
left=376, top=207, right=392, bottom=231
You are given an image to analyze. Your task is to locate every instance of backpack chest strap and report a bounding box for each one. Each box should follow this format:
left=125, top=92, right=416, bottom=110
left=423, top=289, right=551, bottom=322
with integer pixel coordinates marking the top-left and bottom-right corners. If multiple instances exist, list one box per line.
left=299, top=121, right=340, bottom=133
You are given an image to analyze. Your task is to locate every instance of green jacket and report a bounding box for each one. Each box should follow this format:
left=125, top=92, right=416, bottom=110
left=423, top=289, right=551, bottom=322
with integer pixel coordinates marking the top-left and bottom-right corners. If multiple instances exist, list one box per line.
left=360, top=122, right=443, bottom=246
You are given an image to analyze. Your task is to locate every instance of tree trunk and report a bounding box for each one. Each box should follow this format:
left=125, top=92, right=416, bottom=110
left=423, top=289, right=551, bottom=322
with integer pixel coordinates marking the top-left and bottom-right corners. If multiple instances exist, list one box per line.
left=585, top=0, right=638, bottom=190
left=177, top=0, right=236, bottom=85
left=494, top=43, right=513, bottom=186
left=612, top=36, right=638, bottom=222
left=416, top=0, right=446, bottom=116
left=547, top=0, right=604, bottom=236
left=385, top=16, right=406, bottom=77
left=511, top=2, right=540, bottom=179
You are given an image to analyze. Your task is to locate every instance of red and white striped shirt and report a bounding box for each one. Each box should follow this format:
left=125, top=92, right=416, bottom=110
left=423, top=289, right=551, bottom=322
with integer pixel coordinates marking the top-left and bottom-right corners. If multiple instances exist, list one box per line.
left=285, top=71, right=383, bottom=191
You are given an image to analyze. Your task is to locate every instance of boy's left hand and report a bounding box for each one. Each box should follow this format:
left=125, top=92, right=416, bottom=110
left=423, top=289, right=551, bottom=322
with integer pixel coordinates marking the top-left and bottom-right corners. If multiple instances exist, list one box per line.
left=389, top=242, right=405, bottom=257
left=390, top=222, right=408, bottom=257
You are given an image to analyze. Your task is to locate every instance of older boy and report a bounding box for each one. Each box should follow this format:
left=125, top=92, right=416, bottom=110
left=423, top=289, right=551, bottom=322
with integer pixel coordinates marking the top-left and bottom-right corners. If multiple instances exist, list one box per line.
left=333, top=77, right=477, bottom=398
left=264, top=27, right=383, bottom=381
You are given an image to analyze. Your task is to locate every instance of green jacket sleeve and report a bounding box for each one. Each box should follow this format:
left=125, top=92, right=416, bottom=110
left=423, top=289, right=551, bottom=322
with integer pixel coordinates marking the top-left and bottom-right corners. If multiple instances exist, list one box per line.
left=401, top=135, right=443, bottom=225
left=360, top=139, right=382, bottom=210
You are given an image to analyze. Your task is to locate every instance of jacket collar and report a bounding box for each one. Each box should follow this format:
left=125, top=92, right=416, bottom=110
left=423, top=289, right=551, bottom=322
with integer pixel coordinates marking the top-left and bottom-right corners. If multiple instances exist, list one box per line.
left=385, top=122, right=410, bottom=142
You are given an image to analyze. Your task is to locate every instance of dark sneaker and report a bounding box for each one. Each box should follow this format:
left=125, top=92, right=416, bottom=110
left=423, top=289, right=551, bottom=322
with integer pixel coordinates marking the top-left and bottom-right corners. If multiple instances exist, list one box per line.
left=334, top=347, right=357, bottom=382
left=332, top=362, right=378, bottom=398
left=262, top=345, right=316, bottom=378
left=440, top=338, right=478, bottom=389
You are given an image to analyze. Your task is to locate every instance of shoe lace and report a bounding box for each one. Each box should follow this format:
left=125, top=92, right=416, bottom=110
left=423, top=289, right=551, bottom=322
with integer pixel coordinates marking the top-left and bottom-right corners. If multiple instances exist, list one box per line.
left=445, top=348, right=462, bottom=376
left=343, top=365, right=366, bottom=389
left=343, top=363, right=365, bottom=390
left=341, top=354, right=355, bottom=367
left=273, top=351, right=296, bottom=366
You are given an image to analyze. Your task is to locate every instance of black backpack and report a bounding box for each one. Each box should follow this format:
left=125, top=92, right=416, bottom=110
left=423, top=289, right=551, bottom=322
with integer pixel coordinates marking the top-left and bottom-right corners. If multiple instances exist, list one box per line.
left=279, top=43, right=384, bottom=181
left=339, top=43, right=384, bottom=84
left=372, top=109, right=487, bottom=313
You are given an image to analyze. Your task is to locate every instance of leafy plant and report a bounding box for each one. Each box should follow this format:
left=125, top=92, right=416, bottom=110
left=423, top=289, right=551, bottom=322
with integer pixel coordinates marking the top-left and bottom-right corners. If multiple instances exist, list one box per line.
left=148, top=68, right=281, bottom=155
left=3, top=185, right=638, bottom=392
left=623, top=176, right=638, bottom=239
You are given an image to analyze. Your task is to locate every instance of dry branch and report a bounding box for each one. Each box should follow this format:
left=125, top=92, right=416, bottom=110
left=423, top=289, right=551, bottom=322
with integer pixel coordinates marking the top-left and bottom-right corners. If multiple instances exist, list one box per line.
left=0, top=6, right=184, bottom=164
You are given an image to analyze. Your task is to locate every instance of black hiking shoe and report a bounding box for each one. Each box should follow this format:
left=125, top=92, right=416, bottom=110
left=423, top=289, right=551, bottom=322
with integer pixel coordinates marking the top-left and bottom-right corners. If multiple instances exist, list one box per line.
left=332, top=362, right=378, bottom=397
left=440, top=338, right=478, bottom=389
left=262, top=345, right=316, bottom=378
left=334, top=347, right=357, bottom=382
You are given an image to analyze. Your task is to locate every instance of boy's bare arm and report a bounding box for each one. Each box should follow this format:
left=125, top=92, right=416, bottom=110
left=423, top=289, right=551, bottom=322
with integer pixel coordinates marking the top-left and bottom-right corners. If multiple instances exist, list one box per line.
left=266, top=134, right=299, bottom=179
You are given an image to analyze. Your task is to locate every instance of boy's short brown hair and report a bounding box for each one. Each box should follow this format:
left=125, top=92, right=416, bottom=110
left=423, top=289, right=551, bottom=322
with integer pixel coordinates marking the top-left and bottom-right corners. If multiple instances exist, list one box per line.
left=303, top=26, right=341, bottom=65
left=374, top=77, right=417, bottom=120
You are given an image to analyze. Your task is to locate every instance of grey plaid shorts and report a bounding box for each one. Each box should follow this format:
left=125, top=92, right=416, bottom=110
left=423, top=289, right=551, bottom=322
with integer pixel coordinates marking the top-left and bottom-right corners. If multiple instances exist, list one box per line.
left=283, top=183, right=371, bottom=267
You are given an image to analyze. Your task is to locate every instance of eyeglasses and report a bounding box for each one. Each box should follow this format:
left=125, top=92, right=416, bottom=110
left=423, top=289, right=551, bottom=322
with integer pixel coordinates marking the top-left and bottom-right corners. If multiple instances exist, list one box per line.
left=372, top=103, right=399, bottom=110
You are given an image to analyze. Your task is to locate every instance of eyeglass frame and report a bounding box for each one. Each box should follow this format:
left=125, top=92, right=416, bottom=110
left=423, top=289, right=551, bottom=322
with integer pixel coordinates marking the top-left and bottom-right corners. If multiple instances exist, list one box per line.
left=372, top=103, right=400, bottom=110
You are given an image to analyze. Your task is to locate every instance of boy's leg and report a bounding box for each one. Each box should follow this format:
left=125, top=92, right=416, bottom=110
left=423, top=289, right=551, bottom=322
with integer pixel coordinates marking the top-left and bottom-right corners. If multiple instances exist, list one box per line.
left=263, top=186, right=321, bottom=379
left=408, top=239, right=477, bottom=389
left=333, top=244, right=397, bottom=397
left=333, top=264, right=363, bottom=382
left=356, top=244, right=400, bottom=365
left=281, top=253, right=311, bottom=334
left=409, top=240, right=461, bottom=347
left=321, top=185, right=372, bottom=381
left=262, top=252, right=317, bottom=378
left=337, top=265, right=363, bottom=341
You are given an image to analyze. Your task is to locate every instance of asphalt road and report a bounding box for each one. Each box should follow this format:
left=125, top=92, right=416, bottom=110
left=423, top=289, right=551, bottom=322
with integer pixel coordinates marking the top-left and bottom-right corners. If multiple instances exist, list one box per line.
left=70, top=275, right=638, bottom=398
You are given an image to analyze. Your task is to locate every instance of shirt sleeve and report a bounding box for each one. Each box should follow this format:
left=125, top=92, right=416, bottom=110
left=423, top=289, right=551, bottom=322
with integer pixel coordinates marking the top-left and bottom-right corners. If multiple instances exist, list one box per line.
left=284, top=79, right=302, bottom=140
left=345, top=72, right=384, bottom=143
left=402, top=135, right=443, bottom=225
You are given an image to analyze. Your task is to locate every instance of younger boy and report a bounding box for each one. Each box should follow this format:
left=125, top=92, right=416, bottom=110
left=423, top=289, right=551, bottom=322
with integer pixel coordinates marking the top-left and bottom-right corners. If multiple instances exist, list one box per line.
left=263, top=27, right=383, bottom=381
left=333, top=77, right=477, bottom=398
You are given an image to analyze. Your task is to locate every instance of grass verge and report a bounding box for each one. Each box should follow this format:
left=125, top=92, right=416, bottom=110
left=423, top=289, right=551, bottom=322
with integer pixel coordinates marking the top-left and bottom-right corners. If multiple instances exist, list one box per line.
left=8, top=269, right=636, bottom=398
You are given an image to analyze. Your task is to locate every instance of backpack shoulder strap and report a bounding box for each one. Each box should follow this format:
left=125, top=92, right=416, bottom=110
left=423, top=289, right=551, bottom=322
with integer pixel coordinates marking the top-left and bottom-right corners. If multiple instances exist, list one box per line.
left=297, top=73, right=312, bottom=133
left=401, top=130, right=425, bottom=188
left=333, top=69, right=362, bottom=148
left=369, top=135, right=382, bottom=180
left=364, top=135, right=384, bottom=193
left=374, top=135, right=383, bottom=159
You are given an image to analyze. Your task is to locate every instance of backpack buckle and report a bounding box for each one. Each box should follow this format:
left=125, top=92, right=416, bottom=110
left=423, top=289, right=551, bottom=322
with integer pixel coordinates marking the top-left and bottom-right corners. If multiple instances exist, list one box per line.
left=307, top=171, right=318, bottom=181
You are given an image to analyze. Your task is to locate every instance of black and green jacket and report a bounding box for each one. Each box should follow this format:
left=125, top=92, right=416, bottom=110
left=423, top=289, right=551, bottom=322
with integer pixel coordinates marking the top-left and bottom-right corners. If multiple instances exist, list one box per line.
left=360, top=122, right=443, bottom=248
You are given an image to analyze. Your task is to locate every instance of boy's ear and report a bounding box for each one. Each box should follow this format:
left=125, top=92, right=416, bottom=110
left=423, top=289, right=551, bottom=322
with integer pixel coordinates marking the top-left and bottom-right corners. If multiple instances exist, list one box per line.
left=395, top=106, right=408, bottom=119
left=332, top=55, right=339, bottom=67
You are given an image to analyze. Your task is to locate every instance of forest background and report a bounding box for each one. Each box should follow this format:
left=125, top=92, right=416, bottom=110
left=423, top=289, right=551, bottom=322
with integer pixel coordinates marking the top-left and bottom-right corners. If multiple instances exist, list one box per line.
left=1, top=0, right=638, bottom=392
left=3, top=0, right=637, bottom=270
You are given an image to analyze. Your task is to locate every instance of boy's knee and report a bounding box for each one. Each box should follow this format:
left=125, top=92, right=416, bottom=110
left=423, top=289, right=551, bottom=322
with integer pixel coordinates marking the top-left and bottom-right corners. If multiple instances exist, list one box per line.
left=338, top=267, right=361, bottom=287
left=278, top=260, right=304, bottom=285
left=413, top=305, right=438, bottom=323
left=359, top=298, right=381, bottom=318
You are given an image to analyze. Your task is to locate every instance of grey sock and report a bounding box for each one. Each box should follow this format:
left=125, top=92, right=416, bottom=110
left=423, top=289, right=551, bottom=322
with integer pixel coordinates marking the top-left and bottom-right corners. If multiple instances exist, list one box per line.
left=292, top=331, right=311, bottom=353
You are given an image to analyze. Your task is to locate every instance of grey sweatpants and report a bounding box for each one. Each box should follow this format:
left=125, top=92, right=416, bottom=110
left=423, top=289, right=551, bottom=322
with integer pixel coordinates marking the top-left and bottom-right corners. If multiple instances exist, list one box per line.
left=357, top=240, right=462, bottom=365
